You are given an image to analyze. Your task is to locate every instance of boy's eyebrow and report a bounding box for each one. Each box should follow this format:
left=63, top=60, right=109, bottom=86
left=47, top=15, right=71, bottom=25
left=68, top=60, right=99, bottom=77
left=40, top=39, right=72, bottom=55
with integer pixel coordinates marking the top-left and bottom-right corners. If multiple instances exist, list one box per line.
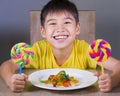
left=47, top=19, right=56, bottom=23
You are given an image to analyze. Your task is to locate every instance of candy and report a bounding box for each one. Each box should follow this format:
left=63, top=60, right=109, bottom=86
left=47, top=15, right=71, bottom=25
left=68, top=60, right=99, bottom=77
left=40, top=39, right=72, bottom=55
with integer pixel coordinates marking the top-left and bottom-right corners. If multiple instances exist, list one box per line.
left=89, top=39, right=111, bottom=62
left=88, top=39, right=111, bottom=74
left=10, top=42, right=34, bottom=74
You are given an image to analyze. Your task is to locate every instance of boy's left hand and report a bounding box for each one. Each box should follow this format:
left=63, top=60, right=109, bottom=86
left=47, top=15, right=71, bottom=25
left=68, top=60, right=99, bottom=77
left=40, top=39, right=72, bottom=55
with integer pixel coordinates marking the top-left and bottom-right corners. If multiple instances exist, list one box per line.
left=94, top=72, right=112, bottom=92
left=98, top=73, right=112, bottom=92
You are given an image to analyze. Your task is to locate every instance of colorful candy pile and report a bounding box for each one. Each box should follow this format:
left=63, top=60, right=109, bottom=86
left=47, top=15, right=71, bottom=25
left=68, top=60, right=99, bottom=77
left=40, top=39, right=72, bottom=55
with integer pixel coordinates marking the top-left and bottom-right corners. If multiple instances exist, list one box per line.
left=40, top=70, right=79, bottom=87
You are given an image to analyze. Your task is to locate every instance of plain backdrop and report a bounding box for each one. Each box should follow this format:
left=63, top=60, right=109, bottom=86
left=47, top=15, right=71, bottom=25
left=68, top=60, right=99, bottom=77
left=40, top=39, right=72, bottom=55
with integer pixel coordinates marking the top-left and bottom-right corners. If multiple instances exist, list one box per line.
left=0, top=0, right=120, bottom=64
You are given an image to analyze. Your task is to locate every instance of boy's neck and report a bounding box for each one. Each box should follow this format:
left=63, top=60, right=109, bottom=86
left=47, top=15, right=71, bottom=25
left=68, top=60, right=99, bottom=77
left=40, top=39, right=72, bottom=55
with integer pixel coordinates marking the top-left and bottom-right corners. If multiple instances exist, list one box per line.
left=52, top=44, right=73, bottom=66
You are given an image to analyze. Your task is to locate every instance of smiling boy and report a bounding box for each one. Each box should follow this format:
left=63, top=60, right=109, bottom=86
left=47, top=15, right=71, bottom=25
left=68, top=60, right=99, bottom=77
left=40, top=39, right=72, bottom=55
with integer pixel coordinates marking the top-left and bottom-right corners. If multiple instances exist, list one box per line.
left=0, top=0, right=120, bottom=93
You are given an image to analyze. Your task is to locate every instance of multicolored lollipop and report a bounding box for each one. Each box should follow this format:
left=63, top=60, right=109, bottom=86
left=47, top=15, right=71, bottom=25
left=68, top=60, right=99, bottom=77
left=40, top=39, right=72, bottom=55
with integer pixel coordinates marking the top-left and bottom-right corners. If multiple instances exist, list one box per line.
left=10, top=42, right=34, bottom=74
left=88, top=39, right=111, bottom=74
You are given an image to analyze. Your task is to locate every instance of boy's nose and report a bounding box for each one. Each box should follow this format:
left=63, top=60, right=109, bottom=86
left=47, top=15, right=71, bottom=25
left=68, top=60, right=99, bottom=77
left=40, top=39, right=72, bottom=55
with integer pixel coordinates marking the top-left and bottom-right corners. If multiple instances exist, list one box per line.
left=56, top=25, right=65, bottom=32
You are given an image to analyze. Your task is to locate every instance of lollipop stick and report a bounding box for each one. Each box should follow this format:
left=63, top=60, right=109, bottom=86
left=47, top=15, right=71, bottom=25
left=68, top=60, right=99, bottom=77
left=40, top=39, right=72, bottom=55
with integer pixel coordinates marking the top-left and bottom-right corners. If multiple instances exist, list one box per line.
left=19, top=64, right=22, bottom=74
left=101, top=63, right=104, bottom=75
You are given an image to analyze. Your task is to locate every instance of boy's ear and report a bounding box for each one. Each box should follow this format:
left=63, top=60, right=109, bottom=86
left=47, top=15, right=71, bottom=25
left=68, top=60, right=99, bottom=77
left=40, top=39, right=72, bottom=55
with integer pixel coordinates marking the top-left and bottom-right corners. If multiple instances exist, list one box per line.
left=40, top=26, right=46, bottom=38
left=76, top=22, right=80, bottom=35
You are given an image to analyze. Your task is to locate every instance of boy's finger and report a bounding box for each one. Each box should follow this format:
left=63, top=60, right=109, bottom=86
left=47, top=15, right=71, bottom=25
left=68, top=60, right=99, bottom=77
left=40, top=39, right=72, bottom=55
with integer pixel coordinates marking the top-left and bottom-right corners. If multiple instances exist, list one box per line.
left=16, top=84, right=25, bottom=90
left=12, top=85, right=24, bottom=92
left=99, top=83, right=112, bottom=92
left=14, top=80, right=26, bottom=85
left=14, top=73, right=28, bottom=81
left=15, top=76, right=26, bottom=81
left=21, top=73, right=28, bottom=79
left=99, top=74, right=109, bottom=81
left=94, top=71, right=101, bottom=77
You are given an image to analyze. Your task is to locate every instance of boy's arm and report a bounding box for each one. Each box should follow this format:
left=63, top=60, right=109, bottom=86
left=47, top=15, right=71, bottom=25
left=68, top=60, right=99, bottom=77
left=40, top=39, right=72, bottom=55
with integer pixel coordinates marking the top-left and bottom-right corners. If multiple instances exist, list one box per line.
left=104, top=56, right=120, bottom=85
left=98, top=56, right=120, bottom=92
left=0, top=60, right=28, bottom=92
left=0, top=59, right=19, bottom=86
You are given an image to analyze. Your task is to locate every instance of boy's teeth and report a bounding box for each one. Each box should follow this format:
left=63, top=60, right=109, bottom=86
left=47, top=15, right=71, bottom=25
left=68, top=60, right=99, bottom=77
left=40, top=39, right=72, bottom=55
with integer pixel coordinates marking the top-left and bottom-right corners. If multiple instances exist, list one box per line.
left=53, top=35, right=68, bottom=40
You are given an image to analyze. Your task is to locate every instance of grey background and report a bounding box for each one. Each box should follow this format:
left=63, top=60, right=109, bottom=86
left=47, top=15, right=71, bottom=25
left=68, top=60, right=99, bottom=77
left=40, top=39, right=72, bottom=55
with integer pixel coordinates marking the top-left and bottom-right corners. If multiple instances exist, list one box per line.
left=0, top=0, right=120, bottom=64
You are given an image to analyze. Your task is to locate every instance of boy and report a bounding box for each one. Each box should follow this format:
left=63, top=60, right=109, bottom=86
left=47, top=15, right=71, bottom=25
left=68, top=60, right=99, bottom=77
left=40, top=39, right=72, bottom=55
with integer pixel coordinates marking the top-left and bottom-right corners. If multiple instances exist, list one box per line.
left=0, top=0, right=120, bottom=93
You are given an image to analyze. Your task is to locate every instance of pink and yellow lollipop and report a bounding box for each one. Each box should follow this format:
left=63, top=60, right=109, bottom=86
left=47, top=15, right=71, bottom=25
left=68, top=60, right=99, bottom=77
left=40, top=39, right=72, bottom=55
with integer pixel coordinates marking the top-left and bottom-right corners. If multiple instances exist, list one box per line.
left=10, top=42, right=34, bottom=74
left=89, top=39, right=111, bottom=74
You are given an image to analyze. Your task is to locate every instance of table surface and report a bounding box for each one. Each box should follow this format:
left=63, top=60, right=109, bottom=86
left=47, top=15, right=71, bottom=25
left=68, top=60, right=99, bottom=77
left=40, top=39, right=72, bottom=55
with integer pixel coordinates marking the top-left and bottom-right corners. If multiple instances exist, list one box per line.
left=0, top=69, right=120, bottom=96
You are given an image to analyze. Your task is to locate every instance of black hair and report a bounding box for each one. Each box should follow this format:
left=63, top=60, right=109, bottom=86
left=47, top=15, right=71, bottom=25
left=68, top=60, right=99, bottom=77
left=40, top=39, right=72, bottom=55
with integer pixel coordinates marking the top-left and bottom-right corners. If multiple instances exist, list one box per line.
left=40, top=0, right=79, bottom=26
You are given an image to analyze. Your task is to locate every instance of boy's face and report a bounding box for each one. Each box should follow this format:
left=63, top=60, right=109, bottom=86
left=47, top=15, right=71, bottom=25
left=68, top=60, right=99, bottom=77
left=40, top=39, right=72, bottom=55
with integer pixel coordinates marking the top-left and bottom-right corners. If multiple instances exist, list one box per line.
left=40, top=11, right=80, bottom=49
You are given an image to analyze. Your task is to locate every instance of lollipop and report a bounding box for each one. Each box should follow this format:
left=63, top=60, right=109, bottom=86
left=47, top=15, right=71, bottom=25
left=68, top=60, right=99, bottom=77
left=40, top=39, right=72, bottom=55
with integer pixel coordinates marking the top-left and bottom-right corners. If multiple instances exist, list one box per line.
left=10, top=42, right=34, bottom=74
left=89, top=39, right=111, bottom=74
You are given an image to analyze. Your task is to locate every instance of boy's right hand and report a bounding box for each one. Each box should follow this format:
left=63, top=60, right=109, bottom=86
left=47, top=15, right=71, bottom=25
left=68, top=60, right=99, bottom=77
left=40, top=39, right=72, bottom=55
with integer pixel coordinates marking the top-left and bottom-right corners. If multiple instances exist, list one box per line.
left=9, top=73, right=28, bottom=92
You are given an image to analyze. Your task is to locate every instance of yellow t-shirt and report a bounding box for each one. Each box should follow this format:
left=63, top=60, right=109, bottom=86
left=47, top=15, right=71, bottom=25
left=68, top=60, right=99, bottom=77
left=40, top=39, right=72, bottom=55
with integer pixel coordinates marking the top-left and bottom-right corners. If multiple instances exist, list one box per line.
left=25, top=40, right=97, bottom=69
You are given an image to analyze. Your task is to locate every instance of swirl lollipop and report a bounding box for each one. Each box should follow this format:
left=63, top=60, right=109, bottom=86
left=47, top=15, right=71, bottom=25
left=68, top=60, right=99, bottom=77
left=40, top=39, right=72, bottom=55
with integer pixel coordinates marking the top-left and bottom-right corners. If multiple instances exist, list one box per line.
left=89, top=39, right=111, bottom=74
left=10, top=42, right=34, bottom=74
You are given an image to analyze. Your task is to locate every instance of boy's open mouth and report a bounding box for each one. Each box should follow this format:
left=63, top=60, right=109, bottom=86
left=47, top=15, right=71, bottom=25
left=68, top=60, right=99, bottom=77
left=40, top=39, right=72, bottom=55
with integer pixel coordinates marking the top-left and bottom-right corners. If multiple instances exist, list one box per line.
left=53, top=35, right=69, bottom=40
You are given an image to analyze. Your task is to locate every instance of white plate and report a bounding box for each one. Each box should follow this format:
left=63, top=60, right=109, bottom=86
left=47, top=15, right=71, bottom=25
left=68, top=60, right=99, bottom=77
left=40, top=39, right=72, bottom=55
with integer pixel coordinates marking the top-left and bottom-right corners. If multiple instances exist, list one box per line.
left=28, top=68, right=98, bottom=90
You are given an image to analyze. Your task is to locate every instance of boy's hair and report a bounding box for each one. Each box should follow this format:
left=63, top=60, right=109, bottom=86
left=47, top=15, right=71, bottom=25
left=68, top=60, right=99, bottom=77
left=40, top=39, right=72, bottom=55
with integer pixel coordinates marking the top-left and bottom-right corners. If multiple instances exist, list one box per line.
left=40, top=0, right=79, bottom=26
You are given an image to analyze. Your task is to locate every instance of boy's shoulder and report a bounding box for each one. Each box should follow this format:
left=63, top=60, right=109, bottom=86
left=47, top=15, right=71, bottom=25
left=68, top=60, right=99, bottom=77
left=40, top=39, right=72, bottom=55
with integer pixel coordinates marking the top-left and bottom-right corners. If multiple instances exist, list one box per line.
left=32, top=40, right=49, bottom=47
left=75, top=39, right=89, bottom=45
left=33, top=40, right=48, bottom=44
left=74, top=39, right=89, bottom=50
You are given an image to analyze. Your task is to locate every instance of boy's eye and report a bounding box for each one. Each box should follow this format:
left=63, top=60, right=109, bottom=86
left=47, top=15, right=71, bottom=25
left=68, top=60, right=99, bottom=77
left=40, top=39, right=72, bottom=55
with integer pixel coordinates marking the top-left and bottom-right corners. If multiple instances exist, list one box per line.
left=49, top=22, right=56, bottom=25
left=64, top=22, right=71, bottom=24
